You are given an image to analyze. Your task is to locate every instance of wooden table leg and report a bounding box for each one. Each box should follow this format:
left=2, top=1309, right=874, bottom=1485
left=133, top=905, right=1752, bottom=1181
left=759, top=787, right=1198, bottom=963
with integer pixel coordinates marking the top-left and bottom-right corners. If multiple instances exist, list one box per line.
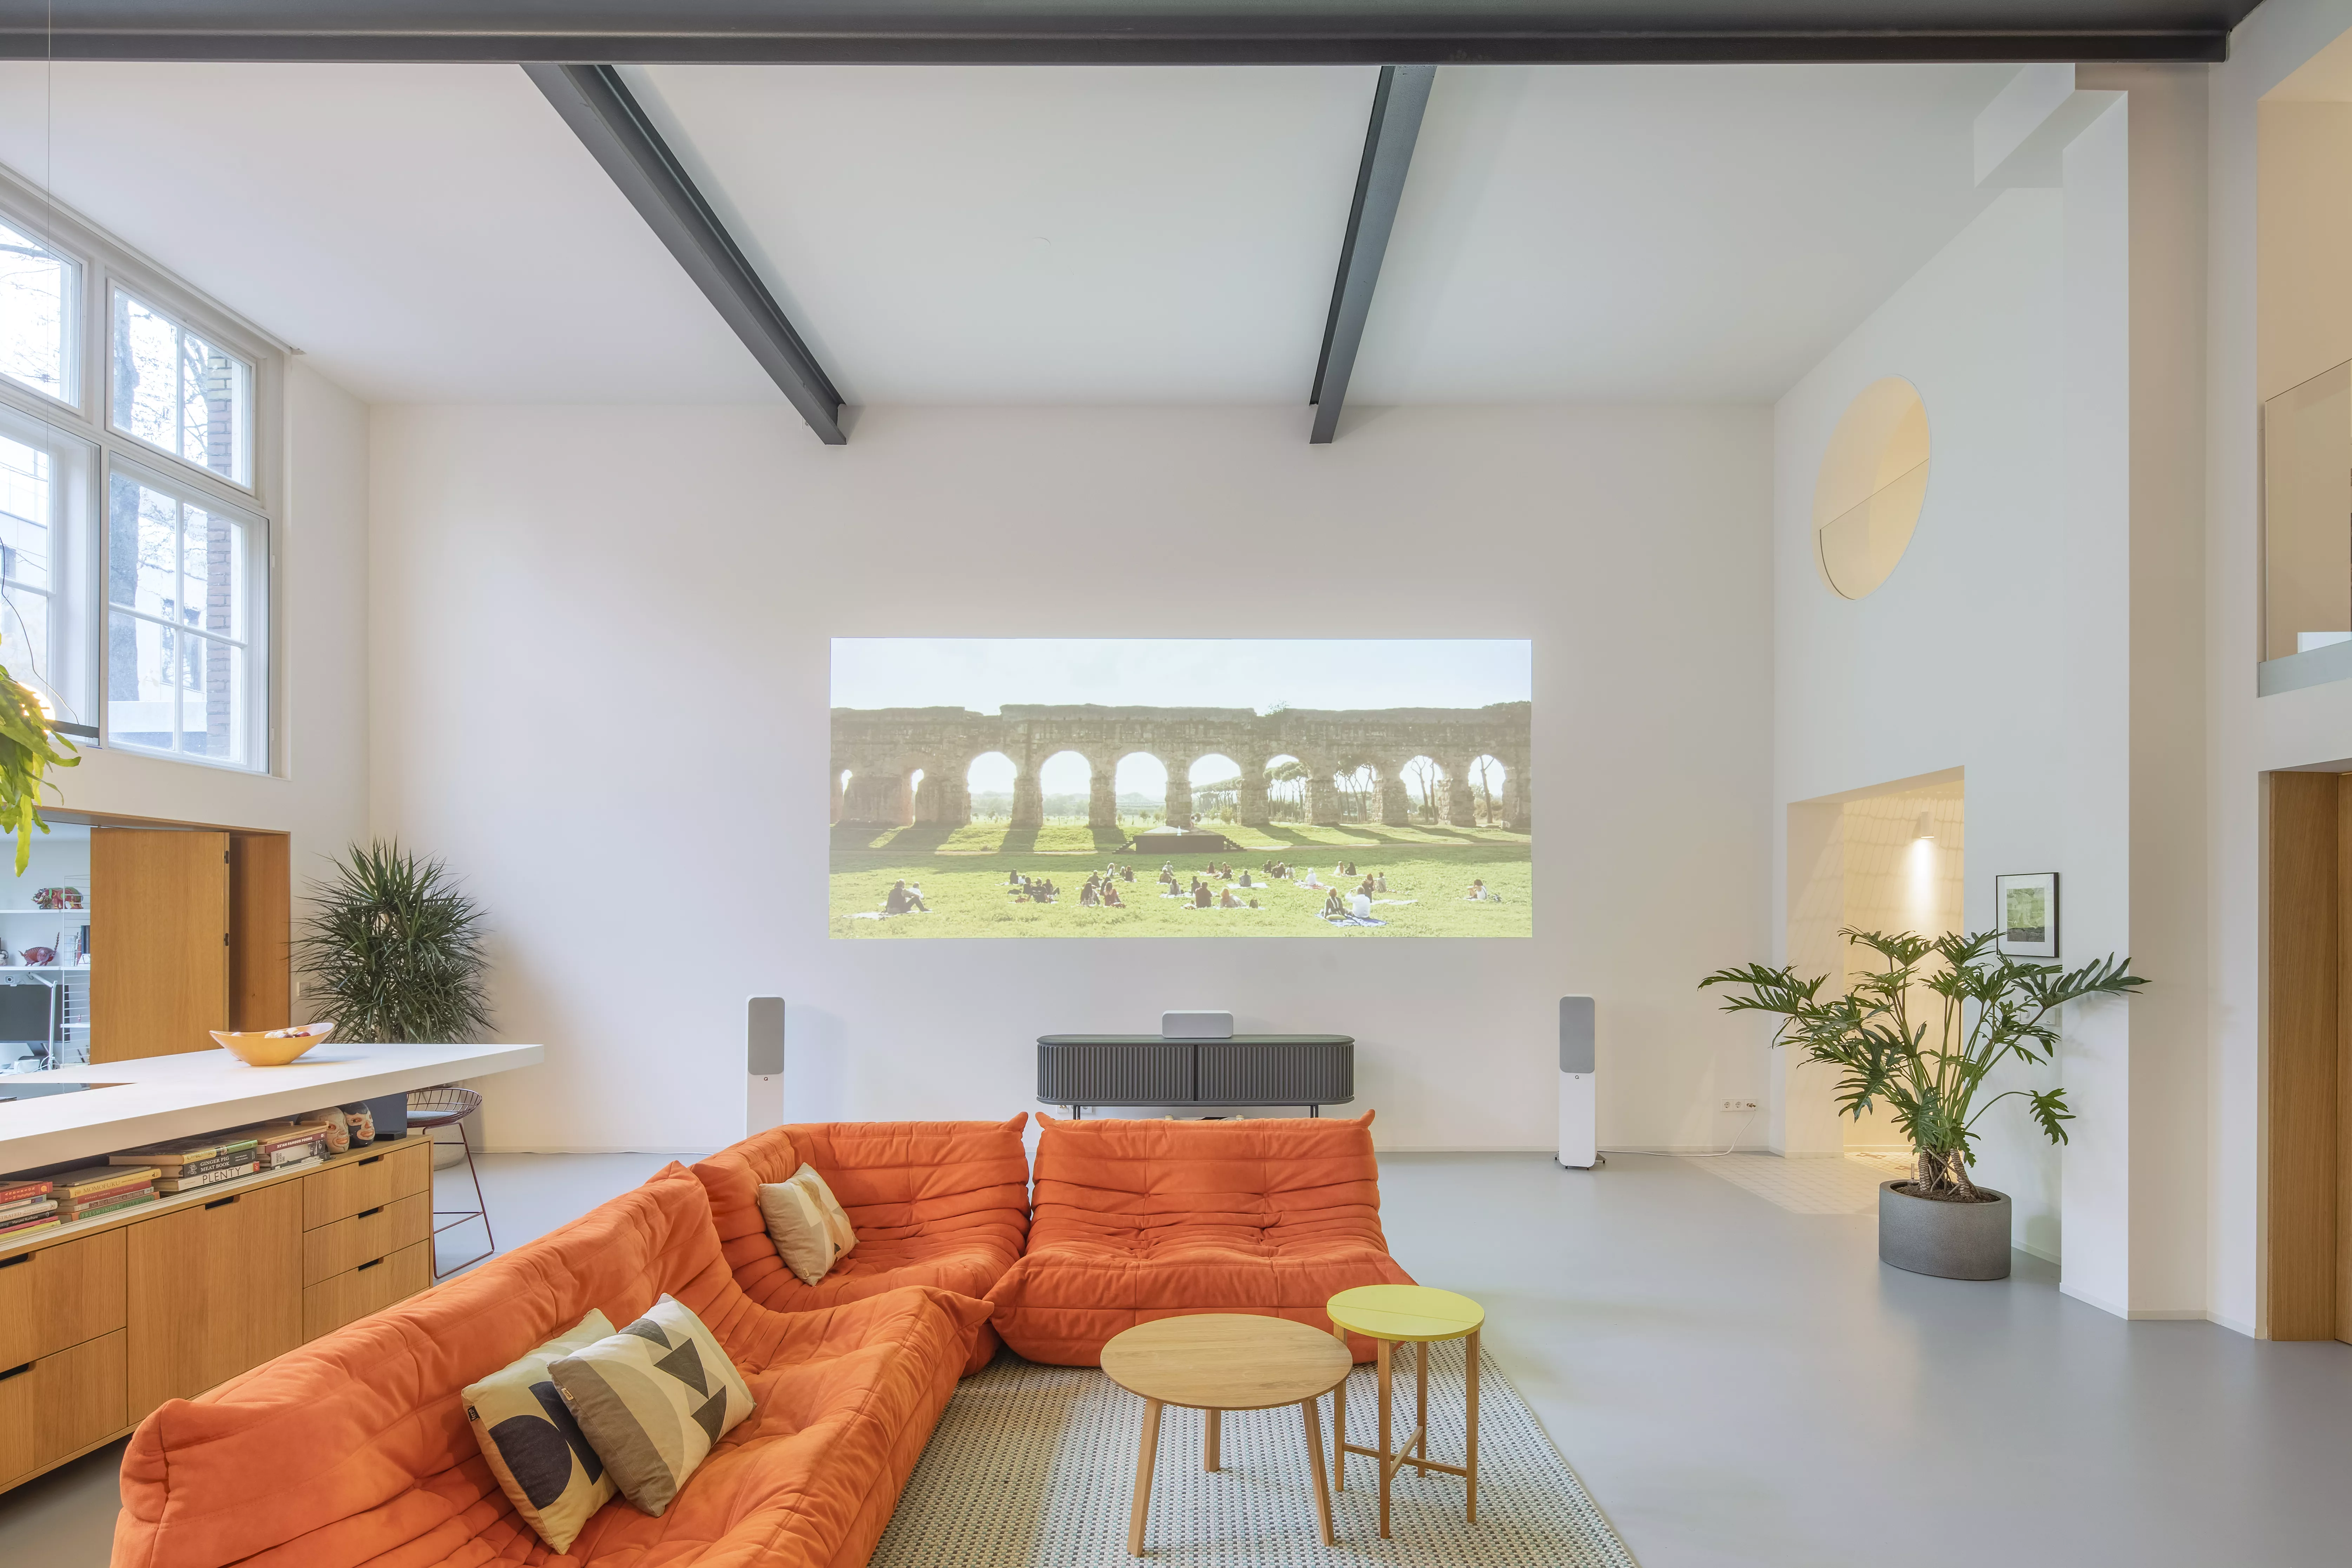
left=1205, top=1406, right=1219, bottom=1472
left=1376, top=1338, right=1393, bottom=1539
left=1465, top=1327, right=1480, bottom=1525
left=1301, top=1397, right=1336, bottom=1546
left=1128, top=1397, right=1162, bottom=1556
left=1414, top=1339, right=1431, bottom=1473
left=1330, top=1323, right=1348, bottom=1493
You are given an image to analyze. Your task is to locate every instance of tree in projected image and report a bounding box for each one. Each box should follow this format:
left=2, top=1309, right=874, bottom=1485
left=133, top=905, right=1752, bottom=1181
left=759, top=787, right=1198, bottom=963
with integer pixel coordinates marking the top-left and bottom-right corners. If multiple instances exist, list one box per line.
left=1263, top=756, right=1307, bottom=822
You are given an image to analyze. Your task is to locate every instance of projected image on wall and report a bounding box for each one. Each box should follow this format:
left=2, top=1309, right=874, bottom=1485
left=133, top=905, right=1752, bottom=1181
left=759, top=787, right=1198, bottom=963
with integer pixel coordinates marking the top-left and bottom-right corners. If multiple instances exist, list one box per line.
left=830, top=639, right=1531, bottom=938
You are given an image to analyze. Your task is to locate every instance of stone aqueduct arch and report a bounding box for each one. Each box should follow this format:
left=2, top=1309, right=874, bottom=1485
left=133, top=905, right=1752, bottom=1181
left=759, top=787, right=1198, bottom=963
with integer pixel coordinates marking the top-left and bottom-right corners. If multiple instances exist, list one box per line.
left=830, top=704, right=1531, bottom=833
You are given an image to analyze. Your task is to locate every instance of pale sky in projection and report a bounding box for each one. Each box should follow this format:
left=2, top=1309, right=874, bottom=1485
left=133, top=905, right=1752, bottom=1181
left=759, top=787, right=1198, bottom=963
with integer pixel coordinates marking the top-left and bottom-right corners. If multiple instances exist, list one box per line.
left=830, top=639, right=1531, bottom=715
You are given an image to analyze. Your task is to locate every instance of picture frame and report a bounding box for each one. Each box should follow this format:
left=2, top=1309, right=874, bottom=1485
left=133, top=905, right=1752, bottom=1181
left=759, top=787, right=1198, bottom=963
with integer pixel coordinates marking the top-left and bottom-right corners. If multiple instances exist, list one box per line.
left=1994, top=872, right=2059, bottom=960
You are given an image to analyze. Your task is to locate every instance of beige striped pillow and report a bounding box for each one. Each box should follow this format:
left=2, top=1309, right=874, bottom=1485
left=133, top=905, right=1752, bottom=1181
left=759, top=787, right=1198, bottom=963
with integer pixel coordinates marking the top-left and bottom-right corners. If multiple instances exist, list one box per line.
left=755, top=1163, right=859, bottom=1285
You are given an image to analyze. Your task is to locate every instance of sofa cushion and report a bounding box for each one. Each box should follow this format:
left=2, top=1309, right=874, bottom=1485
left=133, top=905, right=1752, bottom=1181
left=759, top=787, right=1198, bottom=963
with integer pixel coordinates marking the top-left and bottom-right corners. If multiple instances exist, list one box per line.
left=759, top=1164, right=860, bottom=1285
left=460, top=1307, right=617, bottom=1553
left=110, top=1164, right=990, bottom=1568
left=548, top=1293, right=756, bottom=1518
left=693, top=1117, right=1030, bottom=1374
left=985, top=1113, right=1415, bottom=1366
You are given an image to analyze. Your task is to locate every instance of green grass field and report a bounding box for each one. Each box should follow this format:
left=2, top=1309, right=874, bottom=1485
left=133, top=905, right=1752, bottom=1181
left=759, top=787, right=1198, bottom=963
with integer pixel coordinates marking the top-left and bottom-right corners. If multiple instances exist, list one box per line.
left=830, top=819, right=1530, bottom=938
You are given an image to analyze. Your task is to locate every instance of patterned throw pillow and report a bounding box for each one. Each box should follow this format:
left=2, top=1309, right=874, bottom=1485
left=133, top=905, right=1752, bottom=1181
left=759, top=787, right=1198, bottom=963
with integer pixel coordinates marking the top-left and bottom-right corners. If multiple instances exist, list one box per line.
left=548, top=1294, right=756, bottom=1517
left=755, top=1163, right=859, bottom=1285
left=462, top=1309, right=618, bottom=1552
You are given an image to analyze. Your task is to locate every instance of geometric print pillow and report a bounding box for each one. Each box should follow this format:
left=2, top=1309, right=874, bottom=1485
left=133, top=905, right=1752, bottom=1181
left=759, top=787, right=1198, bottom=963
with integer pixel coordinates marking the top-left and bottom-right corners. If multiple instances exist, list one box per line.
left=547, top=1294, right=757, bottom=1518
left=461, top=1309, right=619, bottom=1553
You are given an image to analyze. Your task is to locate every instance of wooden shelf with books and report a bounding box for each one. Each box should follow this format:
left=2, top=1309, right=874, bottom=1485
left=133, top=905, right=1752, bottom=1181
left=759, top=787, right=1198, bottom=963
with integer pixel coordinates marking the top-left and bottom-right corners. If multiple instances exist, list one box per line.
left=0, top=1131, right=435, bottom=1494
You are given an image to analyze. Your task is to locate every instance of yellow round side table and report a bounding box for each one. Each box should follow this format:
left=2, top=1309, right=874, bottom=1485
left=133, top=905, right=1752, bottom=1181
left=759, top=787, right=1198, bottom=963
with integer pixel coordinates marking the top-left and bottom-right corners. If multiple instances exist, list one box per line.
left=1325, top=1284, right=1484, bottom=1538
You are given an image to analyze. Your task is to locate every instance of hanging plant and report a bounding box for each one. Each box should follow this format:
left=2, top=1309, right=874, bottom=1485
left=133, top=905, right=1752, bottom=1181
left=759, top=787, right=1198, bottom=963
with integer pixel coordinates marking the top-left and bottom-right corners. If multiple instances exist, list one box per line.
left=0, top=664, right=77, bottom=875
left=295, top=841, right=492, bottom=1044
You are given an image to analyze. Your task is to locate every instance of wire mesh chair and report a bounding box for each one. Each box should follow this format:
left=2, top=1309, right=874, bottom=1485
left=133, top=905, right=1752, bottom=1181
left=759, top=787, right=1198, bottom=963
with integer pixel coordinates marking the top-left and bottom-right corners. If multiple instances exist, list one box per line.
left=406, top=1085, right=494, bottom=1277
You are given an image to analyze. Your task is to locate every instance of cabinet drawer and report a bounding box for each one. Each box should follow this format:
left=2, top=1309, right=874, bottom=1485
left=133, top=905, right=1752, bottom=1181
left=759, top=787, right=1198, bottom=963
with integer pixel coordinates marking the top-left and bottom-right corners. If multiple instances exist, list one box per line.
left=0, top=1229, right=126, bottom=1367
left=302, top=1240, right=431, bottom=1342
left=303, top=1192, right=430, bottom=1286
left=0, top=1329, right=126, bottom=1487
left=302, top=1140, right=430, bottom=1230
left=126, top=1182, right=303, bottom=1420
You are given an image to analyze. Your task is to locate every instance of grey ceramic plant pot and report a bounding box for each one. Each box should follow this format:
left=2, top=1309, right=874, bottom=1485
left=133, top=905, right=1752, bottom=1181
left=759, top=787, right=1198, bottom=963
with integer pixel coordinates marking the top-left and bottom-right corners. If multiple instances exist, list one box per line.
left=1878, top=1181, right=2012, bottom=1280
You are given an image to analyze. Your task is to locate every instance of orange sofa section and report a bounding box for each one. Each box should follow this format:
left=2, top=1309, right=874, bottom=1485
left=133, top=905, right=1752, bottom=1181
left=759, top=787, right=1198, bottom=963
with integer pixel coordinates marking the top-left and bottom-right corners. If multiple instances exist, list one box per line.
left=985, top=1113, right=1415, bottom=1365
left=691, top=1115, right=1032, bottom=1376
left=111, top=1164, right=989, bottom=1568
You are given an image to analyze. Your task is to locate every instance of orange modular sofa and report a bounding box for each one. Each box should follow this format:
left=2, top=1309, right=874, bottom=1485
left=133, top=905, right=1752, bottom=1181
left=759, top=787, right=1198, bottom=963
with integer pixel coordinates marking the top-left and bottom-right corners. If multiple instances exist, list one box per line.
left=984, top=1112, right=1416, bottom=1365
left=691, top=1115, right=1032, bottom=1376
left=110, top=1164, right=989, bottom=1568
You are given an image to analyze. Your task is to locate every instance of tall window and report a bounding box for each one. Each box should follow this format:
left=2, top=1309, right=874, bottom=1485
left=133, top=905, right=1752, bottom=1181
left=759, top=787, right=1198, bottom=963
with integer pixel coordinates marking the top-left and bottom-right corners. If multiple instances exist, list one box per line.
left=0, top=172, right=275, bottom=771
left=111, top=290, right=252, bottom=488
left=106, top=467, right=260, bottom=762
left=0, top=215, right=75, bottom=408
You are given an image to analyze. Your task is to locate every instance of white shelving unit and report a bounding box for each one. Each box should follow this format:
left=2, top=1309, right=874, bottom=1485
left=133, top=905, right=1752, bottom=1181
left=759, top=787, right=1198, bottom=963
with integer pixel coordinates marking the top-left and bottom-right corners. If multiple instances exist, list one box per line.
left=0, top=899, right=91, bottom=1070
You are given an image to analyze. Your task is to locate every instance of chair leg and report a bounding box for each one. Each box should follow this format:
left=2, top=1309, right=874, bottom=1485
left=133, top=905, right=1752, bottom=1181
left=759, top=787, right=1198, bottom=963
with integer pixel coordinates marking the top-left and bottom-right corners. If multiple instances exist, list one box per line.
left=1128, top=1398, right=1162, bottom=1556
left=1205, top=1407, right=1219, bottom=1472
left=1301, top=1397, right=1336, bottom=1547
left=430, top=1120, right=497, bottom=1279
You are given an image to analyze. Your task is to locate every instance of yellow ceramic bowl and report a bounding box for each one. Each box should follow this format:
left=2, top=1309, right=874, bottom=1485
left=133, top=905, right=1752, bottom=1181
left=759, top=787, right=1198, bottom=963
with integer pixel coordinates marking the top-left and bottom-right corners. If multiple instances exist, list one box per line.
left=211, top=1022, right=334, bottom=1066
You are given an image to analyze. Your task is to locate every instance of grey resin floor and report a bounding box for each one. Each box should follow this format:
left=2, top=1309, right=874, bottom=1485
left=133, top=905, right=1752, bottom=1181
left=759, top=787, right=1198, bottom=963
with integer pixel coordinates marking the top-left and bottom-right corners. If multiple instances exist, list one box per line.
left=7, top=1148, right=2351, bottom=1568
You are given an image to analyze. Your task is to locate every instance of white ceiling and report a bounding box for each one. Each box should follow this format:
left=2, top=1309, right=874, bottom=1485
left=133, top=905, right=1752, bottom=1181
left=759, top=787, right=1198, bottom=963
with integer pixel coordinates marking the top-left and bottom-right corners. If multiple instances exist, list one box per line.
left=0, top=58, right=2016, bottom=408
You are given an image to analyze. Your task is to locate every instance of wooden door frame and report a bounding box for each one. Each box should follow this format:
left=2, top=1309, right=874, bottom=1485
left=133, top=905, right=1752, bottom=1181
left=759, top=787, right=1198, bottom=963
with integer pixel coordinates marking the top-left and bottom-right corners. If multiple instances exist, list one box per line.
left=2262, top=769, right=2352, bottom=1342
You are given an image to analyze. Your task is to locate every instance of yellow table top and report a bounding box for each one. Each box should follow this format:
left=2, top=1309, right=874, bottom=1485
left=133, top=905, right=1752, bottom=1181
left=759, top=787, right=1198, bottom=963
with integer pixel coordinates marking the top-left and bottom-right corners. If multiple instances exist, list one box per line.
left=1326, top=1284, right=1485, bottom=1342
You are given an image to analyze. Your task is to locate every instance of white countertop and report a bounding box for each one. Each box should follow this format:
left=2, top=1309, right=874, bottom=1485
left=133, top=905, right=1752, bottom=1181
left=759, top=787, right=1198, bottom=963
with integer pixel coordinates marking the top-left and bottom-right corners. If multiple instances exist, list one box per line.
left=0, top=1041, right=544, bottom=1173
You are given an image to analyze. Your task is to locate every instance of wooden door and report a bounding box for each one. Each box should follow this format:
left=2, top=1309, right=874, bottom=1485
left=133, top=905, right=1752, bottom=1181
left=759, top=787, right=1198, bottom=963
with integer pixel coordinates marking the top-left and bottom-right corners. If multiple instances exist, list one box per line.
left=125, top=1182, right=302, bottom=1419
left=91, top=829, right=230, bottom=1062
left=227, top=831, right=291, bottom=1030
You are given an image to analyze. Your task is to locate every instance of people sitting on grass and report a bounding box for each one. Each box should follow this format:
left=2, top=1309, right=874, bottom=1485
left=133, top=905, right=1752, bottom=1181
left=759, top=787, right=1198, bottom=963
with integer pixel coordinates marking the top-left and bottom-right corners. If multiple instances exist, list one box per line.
left=1194, top=882, right=1213, bottom=908
left=1352, top=889, right=1374, bottom=920
left=1238, top=869, right=1252, bottom=888
left=1322, top=887, right=1345, bottom=918
left=1220, top=886, right=1243, bottom=908
left=1465, top=878, right=1501, bottom=902
left=1120, top=864, right=1135, bottom=882
left=1299, top=867, right=1324, bottom=888
left=1374, top=872, right=1388, bottom=893
left=1080, top=878, right=1100, bottom=907
left=883, top=879, right=927, bottom=915
left=1101, top=882, right=1126, bottom=907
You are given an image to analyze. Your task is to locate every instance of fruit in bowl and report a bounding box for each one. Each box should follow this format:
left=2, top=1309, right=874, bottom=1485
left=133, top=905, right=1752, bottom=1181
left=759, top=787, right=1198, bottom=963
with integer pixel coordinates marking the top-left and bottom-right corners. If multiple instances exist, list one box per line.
left=211, top=1022, right=335, bottom=1066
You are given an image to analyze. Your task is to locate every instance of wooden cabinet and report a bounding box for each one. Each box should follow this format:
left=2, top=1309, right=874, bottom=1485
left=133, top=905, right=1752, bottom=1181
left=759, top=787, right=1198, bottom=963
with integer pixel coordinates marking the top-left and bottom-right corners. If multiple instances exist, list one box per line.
left=127, top=1181, right=304, bottom=1418
left=303, top=1192, right=430, bottom=1286
left=0, top=1229, right=125, bottom=1367
left=0, top=1329, right=127, bottom=1487
left=303, top=1240, right=433, bottom=1342
left=91, top=828, right=231, bottom=1063
left=0, top=1136, right=439, bottom=1491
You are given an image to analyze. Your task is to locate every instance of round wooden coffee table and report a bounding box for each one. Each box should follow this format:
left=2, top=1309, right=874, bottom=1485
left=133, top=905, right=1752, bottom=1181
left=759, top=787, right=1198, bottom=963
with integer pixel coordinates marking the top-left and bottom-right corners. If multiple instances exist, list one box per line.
left=1100, top=1314, right=1353, bottom=1556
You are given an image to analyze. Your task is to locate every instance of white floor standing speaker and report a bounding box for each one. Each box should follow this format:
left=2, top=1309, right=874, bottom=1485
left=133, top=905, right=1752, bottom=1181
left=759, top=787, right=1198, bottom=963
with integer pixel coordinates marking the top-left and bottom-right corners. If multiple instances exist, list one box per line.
left=747, top=996, right=785, bottom=1137
left=1558, top=995, right=1596, bottom=1168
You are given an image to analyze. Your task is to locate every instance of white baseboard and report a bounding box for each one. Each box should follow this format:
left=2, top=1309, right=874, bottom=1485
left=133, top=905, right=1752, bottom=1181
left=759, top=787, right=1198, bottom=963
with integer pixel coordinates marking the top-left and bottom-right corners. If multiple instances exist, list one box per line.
left=2060, top=1282, right=2214, bottom=1321
left=2017, top=1240, right=2061, bottom=1265
left=1598, top=1145, right=1772, bottom=1156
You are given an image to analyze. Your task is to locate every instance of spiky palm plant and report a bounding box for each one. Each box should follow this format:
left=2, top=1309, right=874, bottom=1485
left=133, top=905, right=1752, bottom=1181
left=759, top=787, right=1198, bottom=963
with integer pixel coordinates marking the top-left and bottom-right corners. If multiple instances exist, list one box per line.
left=1700, top=929, right=2145, bottom=1200
left=295, top=842, right=491, bottom=1044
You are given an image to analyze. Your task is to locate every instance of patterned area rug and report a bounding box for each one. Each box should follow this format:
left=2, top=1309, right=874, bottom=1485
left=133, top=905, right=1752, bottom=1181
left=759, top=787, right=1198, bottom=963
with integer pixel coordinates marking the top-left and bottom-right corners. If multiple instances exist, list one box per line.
left=1686, top=1151, right=1912, bottom=1214
left=871, top=1339, right=1639, bottom=1566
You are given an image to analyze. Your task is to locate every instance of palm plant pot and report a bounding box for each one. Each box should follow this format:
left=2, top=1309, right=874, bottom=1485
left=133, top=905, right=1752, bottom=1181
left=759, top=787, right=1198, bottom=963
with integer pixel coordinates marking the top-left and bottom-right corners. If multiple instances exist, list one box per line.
left=1878, top=1181, right=2012, bottom=1280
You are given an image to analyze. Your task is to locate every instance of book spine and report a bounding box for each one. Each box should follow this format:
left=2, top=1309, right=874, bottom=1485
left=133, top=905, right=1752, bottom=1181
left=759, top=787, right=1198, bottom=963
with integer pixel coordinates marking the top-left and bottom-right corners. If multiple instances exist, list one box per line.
left=57, top=1190, right=155, bottom=1220
left=0, top=1196, right=58, bottom=1220
left=0, top=1180, right=54, bottom=1204
left=153, top=1164, right=259, bottom=1193
left=54, top=1177, right=155, bottom=1202
left=0, top=1216, right=61, bottom=1238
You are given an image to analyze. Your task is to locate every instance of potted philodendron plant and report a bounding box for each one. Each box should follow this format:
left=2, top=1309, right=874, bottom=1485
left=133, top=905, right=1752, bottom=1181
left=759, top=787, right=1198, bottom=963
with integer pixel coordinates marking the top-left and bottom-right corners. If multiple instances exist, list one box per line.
left=1700, top=929, right=2144, bottom=1280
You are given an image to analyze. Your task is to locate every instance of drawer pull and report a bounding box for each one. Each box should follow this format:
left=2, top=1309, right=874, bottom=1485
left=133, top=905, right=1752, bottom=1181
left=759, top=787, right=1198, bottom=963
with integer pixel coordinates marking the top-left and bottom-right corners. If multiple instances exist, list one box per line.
left=356, top=1257, right=384, bottom=1272
left=357, top=1155, right=382, bottom=1167
left=357, top=1206, right=383, bottom=1219
left=0, top=1251, right=31, bottom=1270
left=205, top=1194, right=241, bottom=1210
left=0, top=1361, right=30, bottom=1382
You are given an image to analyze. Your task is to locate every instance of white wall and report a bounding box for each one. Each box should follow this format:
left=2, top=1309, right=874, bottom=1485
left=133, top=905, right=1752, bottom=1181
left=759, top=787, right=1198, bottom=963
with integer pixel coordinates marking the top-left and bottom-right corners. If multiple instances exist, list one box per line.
left=367, top=403, right=1774, bottom=1155
left=1774, top=190, right=2074, bottom=1251
left=54, top=362, right=372, bottom=940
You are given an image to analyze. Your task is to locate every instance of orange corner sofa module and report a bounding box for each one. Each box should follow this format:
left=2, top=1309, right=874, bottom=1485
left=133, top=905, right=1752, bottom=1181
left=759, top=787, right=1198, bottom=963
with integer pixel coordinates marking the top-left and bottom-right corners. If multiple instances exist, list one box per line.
left=690, top=1115, right=1033, bottom=1376
left=111, top=1164, right=989, bottom=1568
left=984, top=1112, right=1415, bottom=1366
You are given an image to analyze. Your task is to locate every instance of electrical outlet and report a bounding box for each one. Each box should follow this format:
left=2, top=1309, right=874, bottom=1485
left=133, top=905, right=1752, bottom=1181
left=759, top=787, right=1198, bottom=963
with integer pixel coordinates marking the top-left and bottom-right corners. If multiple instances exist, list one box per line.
left=1721, top=1098, right=1759, bottom=1113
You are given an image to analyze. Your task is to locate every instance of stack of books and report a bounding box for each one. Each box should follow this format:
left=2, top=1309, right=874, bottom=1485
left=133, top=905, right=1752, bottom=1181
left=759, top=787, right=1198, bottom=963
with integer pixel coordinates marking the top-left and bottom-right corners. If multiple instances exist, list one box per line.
left=244, top=1120, right=330, bottom=1174
left=48, top=1164, right=158, bottom=1223
left=0, top=1177, right=58, bottom=1239
left=113, top=1134, right=262, bottom=1194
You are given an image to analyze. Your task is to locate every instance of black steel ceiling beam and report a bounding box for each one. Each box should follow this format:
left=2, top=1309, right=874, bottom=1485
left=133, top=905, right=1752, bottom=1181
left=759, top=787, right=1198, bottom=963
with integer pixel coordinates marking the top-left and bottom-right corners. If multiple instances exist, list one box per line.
left=1309, top=64, right=1431, bottom=446
left=0, top=2, right=2257, bottom=64
left=525, top=62, right=845, bottom=443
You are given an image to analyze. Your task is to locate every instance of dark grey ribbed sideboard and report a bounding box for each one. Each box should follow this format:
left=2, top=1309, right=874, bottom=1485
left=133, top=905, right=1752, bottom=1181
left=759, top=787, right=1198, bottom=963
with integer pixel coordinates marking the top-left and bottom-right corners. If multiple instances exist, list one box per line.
left=1035, top=1034, right=1354, bottom=1117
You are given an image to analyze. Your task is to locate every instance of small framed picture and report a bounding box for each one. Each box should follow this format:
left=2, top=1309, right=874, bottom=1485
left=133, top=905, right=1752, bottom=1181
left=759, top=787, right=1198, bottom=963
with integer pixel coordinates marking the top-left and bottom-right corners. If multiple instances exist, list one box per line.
left=1995, top=872, right=2060, bottom=959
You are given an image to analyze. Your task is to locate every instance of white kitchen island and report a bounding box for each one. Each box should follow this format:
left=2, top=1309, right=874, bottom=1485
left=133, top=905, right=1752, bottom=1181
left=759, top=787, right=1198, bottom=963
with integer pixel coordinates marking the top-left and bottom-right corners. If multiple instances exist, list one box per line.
left=0, top=1041, right=543, bottom=1172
